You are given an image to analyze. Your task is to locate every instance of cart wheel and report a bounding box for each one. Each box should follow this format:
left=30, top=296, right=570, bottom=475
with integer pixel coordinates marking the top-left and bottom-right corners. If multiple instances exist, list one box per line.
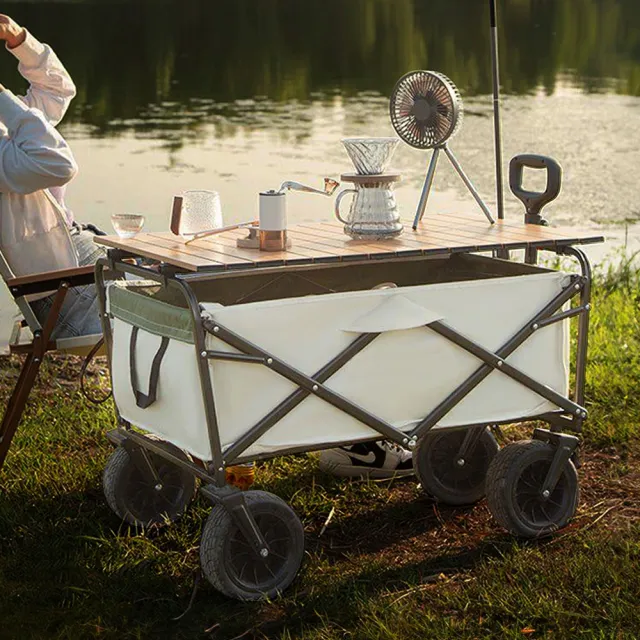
left=103, top=443, right=197, bottom=530
left=414, top=427, right=499, bottom=505
left=486, top=439, right=579, bottom=538
left=200, top=490, right=304, bottom=601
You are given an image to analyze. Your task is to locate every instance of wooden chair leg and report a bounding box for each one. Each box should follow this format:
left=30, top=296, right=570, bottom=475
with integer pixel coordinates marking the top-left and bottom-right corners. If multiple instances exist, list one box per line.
left=1, top=354, right=34, bottom=430
left=0, top=353, right=43, bottom=472
left=0, top=284, right=69, bottom=473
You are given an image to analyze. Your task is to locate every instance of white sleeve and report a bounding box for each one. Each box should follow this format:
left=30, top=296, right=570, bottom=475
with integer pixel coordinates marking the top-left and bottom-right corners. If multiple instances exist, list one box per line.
left=7, top=31, right=76, bottom=127
left=0, top=89, right=78, bottom=195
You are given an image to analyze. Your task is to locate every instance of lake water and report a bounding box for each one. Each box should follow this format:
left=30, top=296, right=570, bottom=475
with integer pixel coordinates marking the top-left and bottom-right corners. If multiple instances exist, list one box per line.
left=1, top=0, right=640, bottom=347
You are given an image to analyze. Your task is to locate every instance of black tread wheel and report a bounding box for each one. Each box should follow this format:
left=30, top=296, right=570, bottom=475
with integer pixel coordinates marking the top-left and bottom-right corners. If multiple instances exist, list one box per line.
left=200, top=490, right=304, bottom=601
left=486, top=439, right=579, bottom=538
left=103, top=443, right=197, bottom=530
left=414, top=427, right=500, bottom=505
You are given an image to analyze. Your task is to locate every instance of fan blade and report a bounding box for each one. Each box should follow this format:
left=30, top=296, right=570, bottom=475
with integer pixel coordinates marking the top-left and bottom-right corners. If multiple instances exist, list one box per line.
left=435, top=116, right=449, bottom=141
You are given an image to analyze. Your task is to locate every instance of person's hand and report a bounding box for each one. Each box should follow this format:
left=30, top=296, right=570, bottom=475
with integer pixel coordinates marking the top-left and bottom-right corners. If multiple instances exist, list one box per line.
left=0, top=15, right=26, bottom=49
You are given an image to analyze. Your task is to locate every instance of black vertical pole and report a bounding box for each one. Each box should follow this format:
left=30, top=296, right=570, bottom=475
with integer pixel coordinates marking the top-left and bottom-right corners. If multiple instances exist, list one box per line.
left=490, top=0, right=505, bottom=220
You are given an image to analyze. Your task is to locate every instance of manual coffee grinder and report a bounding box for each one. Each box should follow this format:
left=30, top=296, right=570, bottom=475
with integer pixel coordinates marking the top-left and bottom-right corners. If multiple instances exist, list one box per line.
left=237, top=179, right=339, bottom=251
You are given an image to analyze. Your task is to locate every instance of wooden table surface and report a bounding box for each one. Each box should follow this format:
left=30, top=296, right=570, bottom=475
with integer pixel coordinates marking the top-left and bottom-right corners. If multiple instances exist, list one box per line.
left=94, top=214, right=605, bottom=273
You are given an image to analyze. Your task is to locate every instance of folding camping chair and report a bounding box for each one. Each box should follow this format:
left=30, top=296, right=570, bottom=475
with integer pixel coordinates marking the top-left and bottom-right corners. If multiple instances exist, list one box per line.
left=0, top=248, right=103, bottom=473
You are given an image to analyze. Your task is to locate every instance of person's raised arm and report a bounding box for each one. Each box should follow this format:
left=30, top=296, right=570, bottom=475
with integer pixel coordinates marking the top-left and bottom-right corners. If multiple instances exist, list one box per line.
left=0, top=85, right=77, bottom=194
left=0, top=15, right=76, bottom=127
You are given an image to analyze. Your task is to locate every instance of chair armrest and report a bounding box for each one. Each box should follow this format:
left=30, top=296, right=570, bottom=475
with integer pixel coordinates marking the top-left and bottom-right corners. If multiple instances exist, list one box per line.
left=6, top=265, right=96, bottom=298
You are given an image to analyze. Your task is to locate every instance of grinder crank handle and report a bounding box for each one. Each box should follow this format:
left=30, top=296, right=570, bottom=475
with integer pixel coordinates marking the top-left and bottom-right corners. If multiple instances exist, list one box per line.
left=509, top=154, right=562, bottom=225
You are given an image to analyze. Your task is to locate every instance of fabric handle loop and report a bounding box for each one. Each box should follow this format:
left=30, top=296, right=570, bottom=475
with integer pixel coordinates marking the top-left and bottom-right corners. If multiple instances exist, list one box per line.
left=129, top=325, right=169, bottom=409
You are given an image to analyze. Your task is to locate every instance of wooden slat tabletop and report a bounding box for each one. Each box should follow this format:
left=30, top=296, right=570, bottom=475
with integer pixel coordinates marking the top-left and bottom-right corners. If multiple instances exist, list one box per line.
left=95, top=214, right=605, bottom=273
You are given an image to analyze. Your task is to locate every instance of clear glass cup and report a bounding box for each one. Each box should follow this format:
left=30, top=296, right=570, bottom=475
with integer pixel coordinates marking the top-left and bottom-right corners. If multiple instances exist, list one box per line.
left=179, top=189, right=223, bottom=237
left=111, top=214, right=145, bottom=238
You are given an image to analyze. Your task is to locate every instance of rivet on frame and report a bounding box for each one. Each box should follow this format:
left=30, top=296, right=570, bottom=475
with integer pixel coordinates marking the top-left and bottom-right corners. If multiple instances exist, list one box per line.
left=497, top=360, right=503, bottom=367
left=200, top=351, right=207, bottom=358
left=532, top=323, right=539, bottom=331
left=213, top=326, right=220, bottom=333
left=312, top=384, right=319, bottom=392
left=267, top=358, right=273, bottom=365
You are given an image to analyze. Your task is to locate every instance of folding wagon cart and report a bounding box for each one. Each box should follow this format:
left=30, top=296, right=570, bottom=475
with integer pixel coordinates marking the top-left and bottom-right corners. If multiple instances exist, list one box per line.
left=94, top=176, right=603, bottom=600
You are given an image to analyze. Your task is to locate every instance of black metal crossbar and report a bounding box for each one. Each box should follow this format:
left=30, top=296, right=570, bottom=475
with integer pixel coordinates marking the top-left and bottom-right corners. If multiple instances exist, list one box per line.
left=426, top=321, right=585, bottom=418
left=214, top=331, right=380, bottom=464
left=409, top=273, right=585, bottom=440
left=201, top=322, right=415, bottom=461
left=202, top=272, right=586, bottom=463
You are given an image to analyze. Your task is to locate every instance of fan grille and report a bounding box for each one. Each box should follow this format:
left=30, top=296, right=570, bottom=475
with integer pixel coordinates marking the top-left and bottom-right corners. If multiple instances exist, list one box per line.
left=390, top=70, right=463, bottom=149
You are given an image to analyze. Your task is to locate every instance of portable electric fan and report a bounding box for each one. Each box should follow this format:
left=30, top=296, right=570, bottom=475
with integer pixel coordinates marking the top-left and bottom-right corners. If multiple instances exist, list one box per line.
left=389, top=70, right=495, bottom=229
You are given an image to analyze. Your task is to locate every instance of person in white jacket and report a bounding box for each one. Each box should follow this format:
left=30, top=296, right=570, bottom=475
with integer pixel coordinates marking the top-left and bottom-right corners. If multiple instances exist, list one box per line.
left=0, top=15, right=105, bottom=340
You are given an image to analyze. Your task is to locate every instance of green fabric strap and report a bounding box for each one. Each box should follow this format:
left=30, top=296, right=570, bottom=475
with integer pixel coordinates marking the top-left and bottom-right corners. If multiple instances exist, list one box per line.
left=109, top=285, right=195, bottom=344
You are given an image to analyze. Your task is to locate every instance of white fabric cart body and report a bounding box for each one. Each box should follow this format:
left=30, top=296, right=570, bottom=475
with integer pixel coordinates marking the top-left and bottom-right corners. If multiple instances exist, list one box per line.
left=106, top=265, right=571, bottom=463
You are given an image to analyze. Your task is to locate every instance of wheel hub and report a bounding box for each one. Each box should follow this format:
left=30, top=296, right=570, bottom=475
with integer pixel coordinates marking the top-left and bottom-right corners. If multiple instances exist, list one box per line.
left=228, top=512, right=292, bottom=592
left=126, top=458, right=191, bottom=524
left=516, top=459, right=568, bottom=527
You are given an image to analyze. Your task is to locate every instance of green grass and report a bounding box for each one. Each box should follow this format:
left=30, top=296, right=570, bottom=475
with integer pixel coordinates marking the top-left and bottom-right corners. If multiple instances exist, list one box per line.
left=1, top=256, right=640, bottom=639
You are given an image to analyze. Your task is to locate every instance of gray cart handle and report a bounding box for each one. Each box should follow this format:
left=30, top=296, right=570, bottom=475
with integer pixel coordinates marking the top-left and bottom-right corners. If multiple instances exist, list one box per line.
left=129, top=326, right=169, bottom=409
left=509, top=154, right=562, bottom=225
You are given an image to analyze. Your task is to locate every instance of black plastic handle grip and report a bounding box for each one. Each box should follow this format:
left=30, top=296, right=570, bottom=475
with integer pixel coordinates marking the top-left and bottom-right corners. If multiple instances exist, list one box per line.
left=509, top=154, right=562, bottom=224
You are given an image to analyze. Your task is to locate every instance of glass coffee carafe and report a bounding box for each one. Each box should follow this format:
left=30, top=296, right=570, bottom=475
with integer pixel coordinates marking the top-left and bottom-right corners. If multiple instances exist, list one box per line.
left=334, top=137, right=403, bottom=240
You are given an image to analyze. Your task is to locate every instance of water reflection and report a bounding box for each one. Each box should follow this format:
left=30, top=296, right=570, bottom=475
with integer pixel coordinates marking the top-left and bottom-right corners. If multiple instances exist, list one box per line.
left=0, top=0, right=639, bottom=141
left=0, top=0, right=637, bottom=349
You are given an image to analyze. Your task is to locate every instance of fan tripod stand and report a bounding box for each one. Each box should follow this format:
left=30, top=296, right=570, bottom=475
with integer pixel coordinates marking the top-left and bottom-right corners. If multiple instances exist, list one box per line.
left=413, top=143, right=495, bottom=230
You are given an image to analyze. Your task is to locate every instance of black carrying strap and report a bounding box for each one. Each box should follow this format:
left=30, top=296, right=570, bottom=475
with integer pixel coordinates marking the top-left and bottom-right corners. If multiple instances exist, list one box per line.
left=129, top=326, right=170, bottom=409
